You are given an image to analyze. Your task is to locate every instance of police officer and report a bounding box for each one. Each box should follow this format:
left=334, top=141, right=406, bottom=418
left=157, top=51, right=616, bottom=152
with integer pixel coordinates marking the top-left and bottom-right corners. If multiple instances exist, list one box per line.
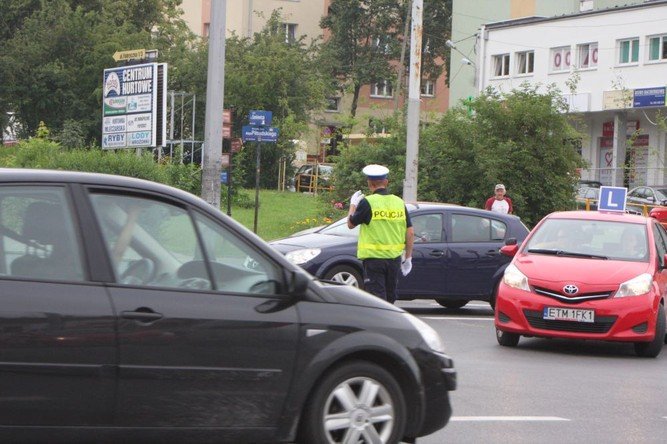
left=347, top=164, right=414, bottom=303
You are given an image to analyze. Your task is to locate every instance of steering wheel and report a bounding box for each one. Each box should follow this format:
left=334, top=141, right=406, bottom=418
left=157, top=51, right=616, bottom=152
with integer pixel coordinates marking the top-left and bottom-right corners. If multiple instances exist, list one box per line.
left=120, top=258, right=156, bottom=285
left=178, top=277, right=211, bottom=290
left=248, top=279, right=280, bottom=294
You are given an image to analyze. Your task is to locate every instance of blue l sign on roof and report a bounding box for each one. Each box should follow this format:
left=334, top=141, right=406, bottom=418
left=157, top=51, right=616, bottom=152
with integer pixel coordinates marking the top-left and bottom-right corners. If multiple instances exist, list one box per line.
left=249, top=110, right=272, bottom=126
left=598, top=186, right=627, bottom=212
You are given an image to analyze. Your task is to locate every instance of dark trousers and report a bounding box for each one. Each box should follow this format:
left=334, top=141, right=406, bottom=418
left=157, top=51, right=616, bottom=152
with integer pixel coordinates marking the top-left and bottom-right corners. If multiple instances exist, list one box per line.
left=362, top=257, right=401, bottom=304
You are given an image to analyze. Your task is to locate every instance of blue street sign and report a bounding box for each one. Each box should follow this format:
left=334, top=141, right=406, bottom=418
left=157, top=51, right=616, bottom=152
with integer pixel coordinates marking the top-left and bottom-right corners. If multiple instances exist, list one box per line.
left=633, top=87, right=666, bottom=108
left=249, top=110, right=273, bottom=126
left=598, top=186, right=627, bottom=212
left=220, top=171, right=228, bottom=184
left=242, top=125, right=279, bottom=142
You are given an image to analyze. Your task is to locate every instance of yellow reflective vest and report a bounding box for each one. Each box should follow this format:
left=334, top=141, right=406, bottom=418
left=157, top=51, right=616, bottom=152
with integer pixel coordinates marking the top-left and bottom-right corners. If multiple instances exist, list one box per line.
left=357, top=193, right=406, bottom=259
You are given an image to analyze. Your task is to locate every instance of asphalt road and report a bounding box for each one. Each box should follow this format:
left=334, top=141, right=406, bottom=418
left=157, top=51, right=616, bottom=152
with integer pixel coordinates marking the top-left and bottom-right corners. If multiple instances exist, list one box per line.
left=397, top=300, right=667, bottom=444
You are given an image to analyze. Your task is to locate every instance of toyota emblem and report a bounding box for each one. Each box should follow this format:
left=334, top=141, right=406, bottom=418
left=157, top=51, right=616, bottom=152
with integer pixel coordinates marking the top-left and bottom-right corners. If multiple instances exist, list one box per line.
left=563, top=284, right=579, bottom=295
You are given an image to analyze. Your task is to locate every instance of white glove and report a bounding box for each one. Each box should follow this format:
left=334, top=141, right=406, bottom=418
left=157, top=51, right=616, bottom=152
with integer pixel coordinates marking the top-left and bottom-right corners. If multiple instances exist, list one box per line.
left=350, top=190, right=364, bottom=207
left=401, top=257, right=412, bottom=276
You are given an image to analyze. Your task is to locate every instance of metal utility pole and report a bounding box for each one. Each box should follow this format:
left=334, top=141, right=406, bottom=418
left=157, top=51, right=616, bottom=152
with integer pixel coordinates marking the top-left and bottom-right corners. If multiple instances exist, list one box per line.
left=394, top=0, right=412, bottom=111
left=403, top=0, right=422, bottom=202
left=201, top=0, right=227, bottom=208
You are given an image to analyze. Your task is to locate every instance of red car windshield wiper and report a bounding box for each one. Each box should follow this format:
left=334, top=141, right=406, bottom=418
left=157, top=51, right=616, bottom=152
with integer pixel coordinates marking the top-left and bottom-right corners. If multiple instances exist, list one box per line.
left=527, top=248, right=608, bottom=260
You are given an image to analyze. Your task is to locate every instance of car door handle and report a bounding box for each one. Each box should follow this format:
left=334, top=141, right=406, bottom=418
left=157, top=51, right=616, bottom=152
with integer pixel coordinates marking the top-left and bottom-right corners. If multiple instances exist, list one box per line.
left=429, top=250, right=445, bottom=257
left=486, top=249, right=499, bottom=256
left=121, top=308, right=163, bottom=323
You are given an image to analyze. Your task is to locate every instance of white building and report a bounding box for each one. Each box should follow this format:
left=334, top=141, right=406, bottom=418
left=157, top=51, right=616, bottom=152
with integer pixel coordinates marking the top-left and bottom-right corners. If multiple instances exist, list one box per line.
left=477, top=0, right=667, bottom=187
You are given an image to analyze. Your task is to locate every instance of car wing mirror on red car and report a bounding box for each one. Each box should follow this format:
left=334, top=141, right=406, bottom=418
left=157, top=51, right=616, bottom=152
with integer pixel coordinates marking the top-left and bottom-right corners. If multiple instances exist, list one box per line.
left=500, top=244, right=519, bottom=257
left=500, top=238, right=518, bottom=257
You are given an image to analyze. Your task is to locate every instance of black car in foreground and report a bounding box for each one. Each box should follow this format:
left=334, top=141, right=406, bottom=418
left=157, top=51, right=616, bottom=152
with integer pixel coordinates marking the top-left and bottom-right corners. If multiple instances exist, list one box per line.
left=0, top=169, right=455, bottom=443
left=271, top=203, right=530, bottom=308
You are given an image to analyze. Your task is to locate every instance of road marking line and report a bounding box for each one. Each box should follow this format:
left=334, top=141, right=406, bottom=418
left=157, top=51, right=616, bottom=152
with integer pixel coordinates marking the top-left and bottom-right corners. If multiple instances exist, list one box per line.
left=451, top=416, right=570, bottom=422
left=422, top=316, right=494, bottom=321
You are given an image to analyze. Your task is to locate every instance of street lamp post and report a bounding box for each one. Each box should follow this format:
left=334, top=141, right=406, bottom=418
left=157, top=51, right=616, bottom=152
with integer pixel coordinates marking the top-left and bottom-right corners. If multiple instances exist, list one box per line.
left=403, top=0, right=423, bottom=203
left=201, top=0, right=227, bottom=208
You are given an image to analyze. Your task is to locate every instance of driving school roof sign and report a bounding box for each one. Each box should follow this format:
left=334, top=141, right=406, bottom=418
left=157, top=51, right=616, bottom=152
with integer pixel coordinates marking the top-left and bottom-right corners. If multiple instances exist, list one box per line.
left=598, top=186, right=627, bottom=212
left=102, top=62, right=166, bottom=149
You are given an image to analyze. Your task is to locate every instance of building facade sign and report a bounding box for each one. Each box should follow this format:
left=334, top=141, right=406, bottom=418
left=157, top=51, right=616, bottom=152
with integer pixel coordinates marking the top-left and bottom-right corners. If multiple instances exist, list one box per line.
left=102, top=63, right=158, bottom=149
left=633, top=87, right=666, bottom=108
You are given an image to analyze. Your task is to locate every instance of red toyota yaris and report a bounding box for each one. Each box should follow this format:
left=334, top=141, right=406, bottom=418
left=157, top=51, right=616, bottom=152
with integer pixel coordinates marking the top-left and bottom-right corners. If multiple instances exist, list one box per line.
left=495, top=211, right=667, bottom=357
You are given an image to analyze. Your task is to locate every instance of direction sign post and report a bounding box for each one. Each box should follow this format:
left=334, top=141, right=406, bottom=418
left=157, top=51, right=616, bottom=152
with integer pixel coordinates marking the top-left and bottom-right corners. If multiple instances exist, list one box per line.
left=113, top=49, right=146, bottom=62
left=242, top=125, right=279, bottom=143
left=598, top=186, right=627, bottom=212
left=241, top=110, right=278, bottom=234
left=249, top=110, right=273, bottom=127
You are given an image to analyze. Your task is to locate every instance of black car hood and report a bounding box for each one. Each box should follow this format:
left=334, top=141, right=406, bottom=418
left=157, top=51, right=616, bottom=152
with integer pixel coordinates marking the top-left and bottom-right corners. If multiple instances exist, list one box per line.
left=316, top=282, right=404, bottom=312
left=270, top=233, right=356, bottom=252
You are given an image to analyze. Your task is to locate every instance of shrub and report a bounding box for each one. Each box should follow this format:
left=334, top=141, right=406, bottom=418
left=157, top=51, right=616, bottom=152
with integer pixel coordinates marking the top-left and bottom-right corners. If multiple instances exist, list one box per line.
left=1, top=139, right=202, bottom=195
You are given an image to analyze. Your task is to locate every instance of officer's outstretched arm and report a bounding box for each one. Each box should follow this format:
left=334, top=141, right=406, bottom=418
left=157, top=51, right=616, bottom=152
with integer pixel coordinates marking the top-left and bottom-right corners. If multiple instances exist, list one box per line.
left=405, top=226, right=414, bottom=258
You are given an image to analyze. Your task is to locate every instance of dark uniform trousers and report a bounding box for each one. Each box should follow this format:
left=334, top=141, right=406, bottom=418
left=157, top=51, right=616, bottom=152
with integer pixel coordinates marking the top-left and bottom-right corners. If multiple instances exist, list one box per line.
left=363, top=257, right=402, bottom=304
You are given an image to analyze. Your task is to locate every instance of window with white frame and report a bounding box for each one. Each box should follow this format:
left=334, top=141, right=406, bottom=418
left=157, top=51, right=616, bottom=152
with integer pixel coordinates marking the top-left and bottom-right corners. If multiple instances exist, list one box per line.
left=371, top=80, right=393, bottom=98
left=420, top=79, right=435, bottom=97
left=618, top=38, right=639, bottom=64
left=648, top=34, right=667, bottom=61
left=516, top=51, right=534, bottom=75
left=577, top=43, right=598, bottom=68
left=492, top=54, right=510, bottom=77
left=281, top=23, right=297, bottom=43
left=550, top=46, right=571, bottom=72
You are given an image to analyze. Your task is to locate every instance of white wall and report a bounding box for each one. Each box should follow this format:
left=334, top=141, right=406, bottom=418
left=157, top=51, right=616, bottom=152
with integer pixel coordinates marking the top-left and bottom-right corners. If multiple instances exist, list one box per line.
left=480, top=3, right=667, bottom=112
left=478, top=2, right=667, bottom=186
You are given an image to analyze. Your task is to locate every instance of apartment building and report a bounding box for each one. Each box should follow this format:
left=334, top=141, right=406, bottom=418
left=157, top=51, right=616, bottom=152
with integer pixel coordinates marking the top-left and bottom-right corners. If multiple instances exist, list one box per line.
left=181, top=0, right=325, bottom=41
left=478, top=0, right=667, bottom=187
left=181, top=0, right=450, bottom=157
left=449, top=0, right=641, bottom=108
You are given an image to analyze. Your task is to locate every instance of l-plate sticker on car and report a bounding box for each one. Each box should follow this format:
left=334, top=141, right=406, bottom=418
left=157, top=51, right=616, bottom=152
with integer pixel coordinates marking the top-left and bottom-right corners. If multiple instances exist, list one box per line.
left=543, top=307, right=595, bottom=323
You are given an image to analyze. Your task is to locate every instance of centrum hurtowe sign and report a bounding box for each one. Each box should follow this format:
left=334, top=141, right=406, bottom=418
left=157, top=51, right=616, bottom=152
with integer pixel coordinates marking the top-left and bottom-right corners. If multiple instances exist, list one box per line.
left=102, top=63, right=158, bottom=149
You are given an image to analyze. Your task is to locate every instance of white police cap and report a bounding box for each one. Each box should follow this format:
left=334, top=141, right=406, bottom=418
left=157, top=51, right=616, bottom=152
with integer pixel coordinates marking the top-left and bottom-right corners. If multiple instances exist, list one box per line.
left=362, top=164, right=389, bottom=180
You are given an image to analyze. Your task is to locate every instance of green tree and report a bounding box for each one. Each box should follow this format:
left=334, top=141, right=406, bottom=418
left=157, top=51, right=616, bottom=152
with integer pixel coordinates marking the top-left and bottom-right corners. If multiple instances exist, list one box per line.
left=320, top=0, right=403, bottom=117
left=0, top=0, right=197, bottom=141
left=320, top=0, right=452, bottom=117
left=223, top=13, right=331, bottom=188
left=332, top=85, right=585, bottom=226
left=419, top=85, right=585, bottom=226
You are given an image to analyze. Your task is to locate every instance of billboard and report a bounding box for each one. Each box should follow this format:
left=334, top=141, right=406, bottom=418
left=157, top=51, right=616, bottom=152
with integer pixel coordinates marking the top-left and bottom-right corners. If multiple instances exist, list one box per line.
left=102, top=63, right=166, bottom=149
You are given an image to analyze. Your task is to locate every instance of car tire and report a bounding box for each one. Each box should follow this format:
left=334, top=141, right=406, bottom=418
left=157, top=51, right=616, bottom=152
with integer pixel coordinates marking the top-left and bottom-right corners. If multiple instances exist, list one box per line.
left=323, top=265, right=363, bottom=288
left=496, top=328, right=520, bottom=347
left=436, top=299, right=468, bottom=309
left=298, top=361, right=407, bottom=444
left=490, top=282, right=500, bottom=310
left=634, top=305, right=665, bottom=358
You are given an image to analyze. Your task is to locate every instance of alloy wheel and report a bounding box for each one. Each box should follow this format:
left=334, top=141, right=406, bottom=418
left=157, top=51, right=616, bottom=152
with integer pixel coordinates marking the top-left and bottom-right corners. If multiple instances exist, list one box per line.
left=322, top=376, right=395, bottom=443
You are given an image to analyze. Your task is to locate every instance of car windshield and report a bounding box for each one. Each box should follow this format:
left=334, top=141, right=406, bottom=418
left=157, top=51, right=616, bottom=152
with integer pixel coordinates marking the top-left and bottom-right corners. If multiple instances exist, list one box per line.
left=319, top=216, right=359, bottom=237
left=525, top=218, right=649, bottom=262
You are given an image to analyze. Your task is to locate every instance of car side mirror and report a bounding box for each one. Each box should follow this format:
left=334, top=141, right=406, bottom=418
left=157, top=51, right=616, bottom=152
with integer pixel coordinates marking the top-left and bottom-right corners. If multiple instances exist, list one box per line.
left=500, top=244, right=519, bottom=257
left=288, top=270, right=310, bottom=296
left=505, top=237, right=517, bottom=246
